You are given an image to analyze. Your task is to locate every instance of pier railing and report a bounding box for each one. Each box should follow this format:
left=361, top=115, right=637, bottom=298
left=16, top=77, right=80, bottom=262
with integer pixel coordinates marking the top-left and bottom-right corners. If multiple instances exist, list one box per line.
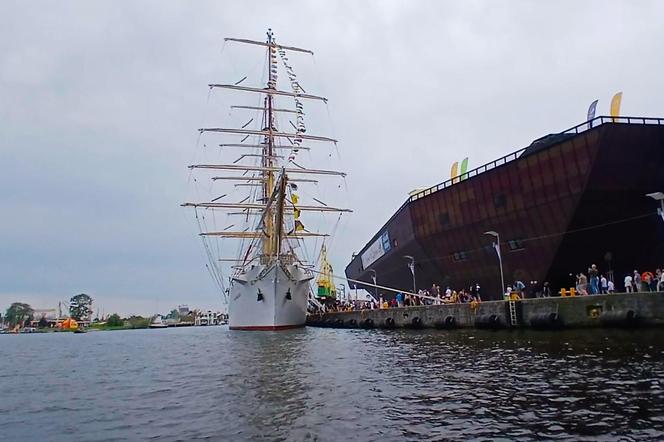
left=408, top=115, right=664, bottom=202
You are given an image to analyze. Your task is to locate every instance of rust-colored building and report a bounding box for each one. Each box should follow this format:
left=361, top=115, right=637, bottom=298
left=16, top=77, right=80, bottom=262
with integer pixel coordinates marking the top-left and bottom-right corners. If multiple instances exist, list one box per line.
left=345, top=117, right=664, bottom=299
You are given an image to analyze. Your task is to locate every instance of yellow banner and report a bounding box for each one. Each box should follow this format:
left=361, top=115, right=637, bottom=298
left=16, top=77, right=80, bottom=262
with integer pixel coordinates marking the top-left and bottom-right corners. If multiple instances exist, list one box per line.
left=610, top=92, right=622, bottom=122
left=450, top=161, right=458, bottom=182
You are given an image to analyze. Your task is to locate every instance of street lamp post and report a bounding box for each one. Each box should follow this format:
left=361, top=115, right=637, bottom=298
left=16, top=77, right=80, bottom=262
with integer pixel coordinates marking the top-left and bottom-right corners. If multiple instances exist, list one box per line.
left=404, top=255, right=416, bottom=293
left=368, top=269, right=378, bottom=301
left=484, top=231, right=505, bottom=296
left=646, top=192, right=664, bottom=222
left=337, top=284, right=345, bottom=302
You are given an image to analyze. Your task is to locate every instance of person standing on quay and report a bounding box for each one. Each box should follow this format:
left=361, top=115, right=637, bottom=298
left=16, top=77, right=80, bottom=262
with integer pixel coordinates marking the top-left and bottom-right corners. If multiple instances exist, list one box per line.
left=645, top=271, right=656, bottom=292
left=396, top=292, right=404, bottom=308
left=600, top=275, right=608, bottom=294
left=588, top=264, right=599, bottom=294
left=633, top=270, right=642, bottom=292
left=577, top=273, right=588, bottom=295
left=625, top=274, right=633, bottom=293
left=608, top=279, right=615, bottom=293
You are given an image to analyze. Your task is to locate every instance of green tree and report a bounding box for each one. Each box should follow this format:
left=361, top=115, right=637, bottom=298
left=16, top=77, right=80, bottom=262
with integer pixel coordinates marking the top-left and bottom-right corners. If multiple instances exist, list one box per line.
left=38, top=316, right=48, bottom=328
left=167, top=309, right=180, bottom=321
left=5, top=303, right=34, bottom=327
left=126, top=315, right=150, bottom=329
left=106, top=313, right=123, bottom=327
left=69, top=293, right=93, bottom=320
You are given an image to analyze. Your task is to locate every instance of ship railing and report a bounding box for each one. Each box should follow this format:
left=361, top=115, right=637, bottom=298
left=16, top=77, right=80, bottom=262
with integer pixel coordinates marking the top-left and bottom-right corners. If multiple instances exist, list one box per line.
left=257, top=254, right=298, bottom=266
left=408, top=115, right=664, bottom=202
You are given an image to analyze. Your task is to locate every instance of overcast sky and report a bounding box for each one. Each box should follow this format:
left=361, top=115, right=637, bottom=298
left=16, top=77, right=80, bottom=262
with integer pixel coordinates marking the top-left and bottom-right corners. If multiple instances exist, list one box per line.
left=2, top=0, right=663, bottom=316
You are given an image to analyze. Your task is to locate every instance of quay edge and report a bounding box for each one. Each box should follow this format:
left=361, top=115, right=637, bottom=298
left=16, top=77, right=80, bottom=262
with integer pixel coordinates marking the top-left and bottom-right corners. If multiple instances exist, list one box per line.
left=306, top=292, right=664, bottom=330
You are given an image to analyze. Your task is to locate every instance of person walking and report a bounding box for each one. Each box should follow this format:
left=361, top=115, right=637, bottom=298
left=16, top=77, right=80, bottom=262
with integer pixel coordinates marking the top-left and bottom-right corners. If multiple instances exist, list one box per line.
left=542, top=281, right=552, bottom=298
left=633, top=270, right=642, bottom=292
left=515, top=280, right=526, bottom=298
left=624, top=274, right=633, bottom=293
left=577, top=273, right=588, bottom=295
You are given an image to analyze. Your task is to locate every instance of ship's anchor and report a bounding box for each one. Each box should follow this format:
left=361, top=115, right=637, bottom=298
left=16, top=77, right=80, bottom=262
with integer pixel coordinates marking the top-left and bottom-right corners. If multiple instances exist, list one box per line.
left=257, top=289, right=264, bottom=302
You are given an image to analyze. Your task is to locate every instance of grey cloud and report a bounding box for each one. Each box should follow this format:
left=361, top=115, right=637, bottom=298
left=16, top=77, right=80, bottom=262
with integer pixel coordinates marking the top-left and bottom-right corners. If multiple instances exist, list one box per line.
left=1, top=0, right=663, bottom=314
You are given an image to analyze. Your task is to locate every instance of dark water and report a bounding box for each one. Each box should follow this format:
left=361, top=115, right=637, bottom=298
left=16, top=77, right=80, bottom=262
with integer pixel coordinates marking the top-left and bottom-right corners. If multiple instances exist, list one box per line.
left=2, top=327, right=664, bottom=441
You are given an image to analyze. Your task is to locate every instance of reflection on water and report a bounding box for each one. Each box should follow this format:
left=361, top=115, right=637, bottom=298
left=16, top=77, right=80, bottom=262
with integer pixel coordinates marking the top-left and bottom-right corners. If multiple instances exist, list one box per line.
left=1, top=327, right=663, bottom=441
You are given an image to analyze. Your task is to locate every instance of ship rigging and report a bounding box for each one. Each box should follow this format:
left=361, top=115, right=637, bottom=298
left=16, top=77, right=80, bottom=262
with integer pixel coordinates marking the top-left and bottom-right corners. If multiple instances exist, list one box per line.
left=183, top=29, right=350, bottom=330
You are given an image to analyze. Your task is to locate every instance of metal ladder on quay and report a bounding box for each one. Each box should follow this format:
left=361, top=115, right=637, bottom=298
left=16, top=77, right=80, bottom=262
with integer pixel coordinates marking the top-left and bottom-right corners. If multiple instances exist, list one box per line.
left=508, top=300, right=518, bottom=327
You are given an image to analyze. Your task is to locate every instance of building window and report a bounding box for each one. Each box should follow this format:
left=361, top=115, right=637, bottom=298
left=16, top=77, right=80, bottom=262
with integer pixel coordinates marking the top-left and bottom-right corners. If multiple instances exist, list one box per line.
left=483, top=244, right=496, bottom=254
left=494, top=193, right=507, bottom=208
left=452, top=251, right=470, bottom=262
left=507, top=239, right=524, bottom=251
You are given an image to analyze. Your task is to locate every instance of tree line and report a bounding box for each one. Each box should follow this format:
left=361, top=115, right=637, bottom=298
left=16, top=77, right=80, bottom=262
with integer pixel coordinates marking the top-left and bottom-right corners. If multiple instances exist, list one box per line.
left=3, top=293, right=124, bottom=329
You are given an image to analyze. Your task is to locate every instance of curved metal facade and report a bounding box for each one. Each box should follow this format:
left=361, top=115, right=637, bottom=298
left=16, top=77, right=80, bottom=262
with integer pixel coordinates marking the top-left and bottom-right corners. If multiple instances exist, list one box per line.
left=346, top=118, right=664, bottom=299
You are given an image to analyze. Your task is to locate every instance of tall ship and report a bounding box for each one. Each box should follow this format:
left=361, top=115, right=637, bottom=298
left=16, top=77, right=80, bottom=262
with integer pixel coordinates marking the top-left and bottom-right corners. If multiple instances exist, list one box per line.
left=346, top=116, right=664, bottom=299
left=184, top=30, right=350, bottom=330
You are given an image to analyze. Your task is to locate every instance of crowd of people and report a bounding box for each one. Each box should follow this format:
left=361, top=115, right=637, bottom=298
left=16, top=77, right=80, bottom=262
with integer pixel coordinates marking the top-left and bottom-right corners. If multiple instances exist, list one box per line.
left=318, top=283, right=483, bottom=313
left=383, top=283, right=483, bottom=308
left=573, top=265, right=664, bottom=295
left=622, top=269, right=664, bottom=293
left=313, top=265, right=664, bottom=314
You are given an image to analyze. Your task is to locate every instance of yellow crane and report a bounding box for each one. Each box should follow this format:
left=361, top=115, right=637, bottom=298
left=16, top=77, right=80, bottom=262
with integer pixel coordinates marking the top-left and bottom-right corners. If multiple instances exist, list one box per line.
left=316, top=244, right=336, bottom=301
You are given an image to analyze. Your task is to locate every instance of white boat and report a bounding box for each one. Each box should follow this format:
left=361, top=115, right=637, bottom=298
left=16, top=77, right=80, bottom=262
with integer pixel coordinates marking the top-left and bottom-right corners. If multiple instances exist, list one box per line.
left=183, top=29, right=350, bottom=330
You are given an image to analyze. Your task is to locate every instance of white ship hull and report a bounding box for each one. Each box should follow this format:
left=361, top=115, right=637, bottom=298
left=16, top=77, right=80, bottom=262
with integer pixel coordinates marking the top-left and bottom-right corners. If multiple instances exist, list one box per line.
left=229, top=262, right=312, bottom=330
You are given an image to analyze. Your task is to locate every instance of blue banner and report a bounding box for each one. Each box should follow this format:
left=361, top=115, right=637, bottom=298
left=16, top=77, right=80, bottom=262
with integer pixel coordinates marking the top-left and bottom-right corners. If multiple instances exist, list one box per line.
left=587, top=99, right=598, bottom=129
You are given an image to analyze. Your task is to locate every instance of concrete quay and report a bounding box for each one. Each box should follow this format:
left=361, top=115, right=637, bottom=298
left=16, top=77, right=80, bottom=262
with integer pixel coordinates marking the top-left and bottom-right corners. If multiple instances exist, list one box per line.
left=306, top=292, right=664, bottom=330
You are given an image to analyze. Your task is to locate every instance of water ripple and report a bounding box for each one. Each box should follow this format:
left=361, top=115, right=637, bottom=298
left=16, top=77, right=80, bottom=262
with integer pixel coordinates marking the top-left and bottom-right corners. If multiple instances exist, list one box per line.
left=1, top=327, right=664, bottom=440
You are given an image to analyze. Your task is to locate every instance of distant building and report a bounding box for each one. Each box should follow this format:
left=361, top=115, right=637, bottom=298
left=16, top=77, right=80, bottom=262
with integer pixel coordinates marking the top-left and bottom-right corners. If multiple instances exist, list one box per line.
left=178, top=304, right=190, bottom=316
left=195, top=310, right=224, bottom=326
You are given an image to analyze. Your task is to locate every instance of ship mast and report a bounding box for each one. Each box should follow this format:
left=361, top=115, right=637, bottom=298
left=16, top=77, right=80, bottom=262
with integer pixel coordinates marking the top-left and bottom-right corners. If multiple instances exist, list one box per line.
left=183, top=29, right=352, bottom=274
left=263, top=28, right=276, bottom=258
